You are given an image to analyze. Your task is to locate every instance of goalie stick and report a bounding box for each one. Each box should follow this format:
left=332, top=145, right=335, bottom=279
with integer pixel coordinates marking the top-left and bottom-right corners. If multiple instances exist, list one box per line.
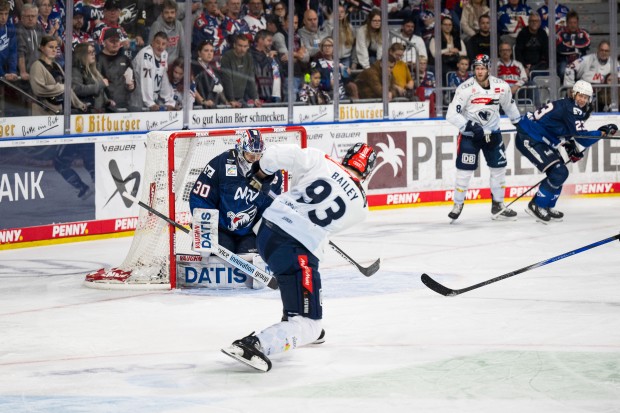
left=260, top=186, right=380, bottom=276
left=421, top=232, right=620, bottom=296
left=121, top=192, right=279, bottom=290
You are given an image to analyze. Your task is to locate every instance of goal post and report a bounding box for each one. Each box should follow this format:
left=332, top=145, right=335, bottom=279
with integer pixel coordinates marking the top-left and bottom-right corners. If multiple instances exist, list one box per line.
left=85, top=126, right=307, bottom=290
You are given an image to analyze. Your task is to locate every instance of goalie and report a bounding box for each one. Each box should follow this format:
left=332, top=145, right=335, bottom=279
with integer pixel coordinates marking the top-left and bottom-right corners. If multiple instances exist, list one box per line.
left=187, top=129, right=283, bottom=288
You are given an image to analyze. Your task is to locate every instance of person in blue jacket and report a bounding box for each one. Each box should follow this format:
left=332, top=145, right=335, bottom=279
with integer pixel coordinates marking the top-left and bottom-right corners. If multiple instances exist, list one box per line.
left=515, top=80, right=617, bottom=223
left=189, top=128, right=283, bottom=253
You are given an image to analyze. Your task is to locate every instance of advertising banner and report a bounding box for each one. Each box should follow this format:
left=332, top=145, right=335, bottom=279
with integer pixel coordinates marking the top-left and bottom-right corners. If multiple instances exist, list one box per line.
left=0, top=115, right=63, bottom=138
left=70, top=111, right=183, bottom=134
left=0, top=142, right=96, bottom=230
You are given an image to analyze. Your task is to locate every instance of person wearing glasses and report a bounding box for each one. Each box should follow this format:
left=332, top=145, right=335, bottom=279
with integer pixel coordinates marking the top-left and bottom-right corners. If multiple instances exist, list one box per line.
left=355, top=9, right=382, bottom=70
left=563, top=41, right=612, bottom=89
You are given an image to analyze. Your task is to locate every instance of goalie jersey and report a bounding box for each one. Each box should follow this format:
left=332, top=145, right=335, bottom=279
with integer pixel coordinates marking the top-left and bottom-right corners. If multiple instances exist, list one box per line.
left=189, top=149, right=283, bottom=236
left=259, top=145, right=368, bottom=260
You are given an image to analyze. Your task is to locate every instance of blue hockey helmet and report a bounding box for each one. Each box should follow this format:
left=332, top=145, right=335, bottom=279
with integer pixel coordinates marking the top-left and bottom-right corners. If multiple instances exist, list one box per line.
left=236, top=129, right=265, bottom=155
left=342, top=143, right=377, bottom=179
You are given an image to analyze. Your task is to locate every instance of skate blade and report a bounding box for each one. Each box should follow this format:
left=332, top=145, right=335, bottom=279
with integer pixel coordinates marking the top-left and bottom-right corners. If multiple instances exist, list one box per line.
left=221, top=347, right=270, bottom=372
left=524, top=207, right=549, bottom=225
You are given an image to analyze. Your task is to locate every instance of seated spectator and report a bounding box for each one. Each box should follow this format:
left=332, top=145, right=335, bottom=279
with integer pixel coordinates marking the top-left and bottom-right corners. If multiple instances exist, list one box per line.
left=429, top=16, right=467, bottom=76
left=564, top=41, right=612, bottom=88
left=417, top=0, right=435, bottom=44
left=251, top=29, right=284, bottom=103
left=355, top=9, right=382, bottom=70
left=298, top=8, right=331, bottom=61
left=37, top=0, right=62, bottom=42
left=0, top=0, right=18, bottom=82
left=597, top=72, right=620, bottom=112
left=72, top=42, right=112, bottom=112
left=192, top=0, right=224, bottom=60
left=297, top=68, right=331, bottom=105
left=466, top=13, right=491, bottom=61
left=537, top=0, right=569, bottom=33
left=220, top=0, right=251, bottom=51
left=29, top=35, right=88, bottom=116
left=415, top=55, right=436, bottom=116
left=497, top=41, right=528, bottom=97
left=272, top=1, right=287, bottom=26
left=355, top=56, right=396, bottom=100
left=148, top=0, right=185, bottom=64
left=168, top=57, right=195, bottom=109
left=67, top=4, right=92, bottom=49
left=515, top=11, right=548, bottom=74
left=220, top=33, right=261, bottom=107
left=460, top=0, right=489, bottom=42
left=243, top=0, right=265, bottom=41
left=447, top=56, right=472, bottom=87
left=389, top=43, right=414, bottom=99
left=193, top=40, right=228, bottom=108
left=310, top=36, right=355, bottom=100
left=96, top=27, right=136, bottom=111
left=391, top=17, right=426, bottom=68
left=272, top=13, right=308, bottom=93
left=386, top=0, right=412, bottom=20
left=17, top=3, right=45, bottom=82
left=556, top=11, right=591, bottom=80
left=336, top=5, right=355, bottom=70
left=130, top=31, right=176, bottom=111
left=498, top=0, right=531, bottom=47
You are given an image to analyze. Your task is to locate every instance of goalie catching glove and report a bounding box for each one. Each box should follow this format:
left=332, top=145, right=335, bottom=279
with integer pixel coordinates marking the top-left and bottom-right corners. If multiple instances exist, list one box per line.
left=246, top=161, right=275, bottom=191
left=563, top=139, right=584, bottom=163
left=598, top=124, right=618, bottom=136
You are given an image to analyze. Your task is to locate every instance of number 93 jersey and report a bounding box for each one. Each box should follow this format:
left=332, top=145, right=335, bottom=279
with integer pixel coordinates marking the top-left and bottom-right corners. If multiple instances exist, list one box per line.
left=259, top=145, right=368, bottom=260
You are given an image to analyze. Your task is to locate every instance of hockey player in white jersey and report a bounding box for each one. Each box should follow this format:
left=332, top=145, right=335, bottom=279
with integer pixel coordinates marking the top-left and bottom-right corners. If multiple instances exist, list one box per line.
left=446, top=54, right=522, bottom=221
left=221, top=142, right=377, bottom=372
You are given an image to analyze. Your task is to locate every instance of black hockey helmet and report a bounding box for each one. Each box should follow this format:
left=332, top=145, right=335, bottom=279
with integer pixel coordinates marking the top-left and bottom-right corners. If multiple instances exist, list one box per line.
left=342, top=143, right=377, bottom=179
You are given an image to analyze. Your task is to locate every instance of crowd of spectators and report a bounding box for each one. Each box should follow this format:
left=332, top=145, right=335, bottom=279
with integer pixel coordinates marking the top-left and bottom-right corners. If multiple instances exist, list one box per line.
left=0, top=0, right=618, bottom=116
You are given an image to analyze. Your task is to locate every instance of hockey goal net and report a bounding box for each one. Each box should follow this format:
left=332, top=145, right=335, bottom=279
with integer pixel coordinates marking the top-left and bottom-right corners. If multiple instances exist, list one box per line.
left=85, top=126, right=307, bottom=290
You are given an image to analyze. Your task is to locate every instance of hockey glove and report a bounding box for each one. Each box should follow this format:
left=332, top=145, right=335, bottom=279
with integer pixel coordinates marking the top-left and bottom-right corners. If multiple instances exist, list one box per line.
left=598, top=123, right=618, bottom=136
left=563, top=139, right=584, bottom=163
left=246, top=161, right=275, bottom=191
left=464, top=120, right=485, bottom=140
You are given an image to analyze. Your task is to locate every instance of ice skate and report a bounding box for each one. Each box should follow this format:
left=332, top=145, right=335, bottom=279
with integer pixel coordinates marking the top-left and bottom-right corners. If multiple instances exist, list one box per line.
left=526, top=199, right=550, bottom=223
left=311, top=329, right=326, bottom=345
left=448, top=203, right=463, bottom=222
left=491, top=201, right=517, bottom=221
left=221, top=332, right=272, bottom=372
left=547, top=207, right=564, bottom=221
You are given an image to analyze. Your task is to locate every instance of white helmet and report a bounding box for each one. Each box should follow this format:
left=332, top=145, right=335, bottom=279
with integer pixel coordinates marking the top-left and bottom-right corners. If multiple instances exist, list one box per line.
left=573, top=80, right=593, bottom=99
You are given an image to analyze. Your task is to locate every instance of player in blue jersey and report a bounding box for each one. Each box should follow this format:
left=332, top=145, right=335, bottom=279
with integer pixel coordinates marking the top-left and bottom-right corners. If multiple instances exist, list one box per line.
left=221, top=143, right=377, bottom=372
left=515, top=80, right=617, bottom=223
left=189, top=129, right=283, bottom=254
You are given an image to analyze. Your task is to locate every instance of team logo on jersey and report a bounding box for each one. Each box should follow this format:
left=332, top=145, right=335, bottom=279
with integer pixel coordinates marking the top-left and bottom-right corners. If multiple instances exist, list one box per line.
left=226, top=165, right=237, bottom=176
left=478, top=110, right=492, bottom=122
left=471, top=97, right=495, bottom=105
left=204, top=165, right=215, bottom=178
left=226, top=206, right=257, bottom=231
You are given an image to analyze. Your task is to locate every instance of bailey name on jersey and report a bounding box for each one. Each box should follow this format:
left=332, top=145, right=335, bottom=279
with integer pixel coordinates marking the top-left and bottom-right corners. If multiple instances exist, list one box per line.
left=331, top=170, right=360, bottom=201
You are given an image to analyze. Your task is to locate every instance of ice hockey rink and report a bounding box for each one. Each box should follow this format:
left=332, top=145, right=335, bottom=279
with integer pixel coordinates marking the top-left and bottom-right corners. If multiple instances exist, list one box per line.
left=1, top=196, right=619, bottom=413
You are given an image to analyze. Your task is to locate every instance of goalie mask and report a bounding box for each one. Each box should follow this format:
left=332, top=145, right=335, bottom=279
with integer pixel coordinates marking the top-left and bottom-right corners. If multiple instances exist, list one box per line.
left=236, top=129, right=265, bottom=174
left=342, top=143, right=377, bottom=180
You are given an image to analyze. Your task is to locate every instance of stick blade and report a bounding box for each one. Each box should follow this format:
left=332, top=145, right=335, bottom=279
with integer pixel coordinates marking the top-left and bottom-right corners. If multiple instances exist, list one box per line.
left=420, top=273, right=458, bottom=297
left=361, top=258, right=381, bottom=277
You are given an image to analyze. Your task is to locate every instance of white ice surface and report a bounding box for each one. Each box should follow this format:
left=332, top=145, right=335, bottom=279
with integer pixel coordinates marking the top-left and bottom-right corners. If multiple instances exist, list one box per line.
left=1, top=197, right=619, bottom=413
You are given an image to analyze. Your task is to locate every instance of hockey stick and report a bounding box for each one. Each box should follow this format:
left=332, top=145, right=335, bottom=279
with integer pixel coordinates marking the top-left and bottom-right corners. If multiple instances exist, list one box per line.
left=261, top=186, right=380, bottom=276
left=421, top=232, right=620, bottom=296
left=121, top=191, right=278, bottom=290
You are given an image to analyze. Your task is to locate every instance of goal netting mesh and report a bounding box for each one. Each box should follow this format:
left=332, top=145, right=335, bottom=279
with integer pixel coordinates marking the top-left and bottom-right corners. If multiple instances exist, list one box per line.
left=84, top=126, right=307, bottom=289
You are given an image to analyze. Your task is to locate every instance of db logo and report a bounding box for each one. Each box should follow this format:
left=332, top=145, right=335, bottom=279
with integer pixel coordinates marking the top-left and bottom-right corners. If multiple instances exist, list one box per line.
left=461, top=153, right=476, bottom=165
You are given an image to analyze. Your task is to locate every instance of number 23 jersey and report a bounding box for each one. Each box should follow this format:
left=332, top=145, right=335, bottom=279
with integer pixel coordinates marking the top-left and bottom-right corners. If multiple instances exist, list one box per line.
left=259, top=145, right=368, bottom=260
